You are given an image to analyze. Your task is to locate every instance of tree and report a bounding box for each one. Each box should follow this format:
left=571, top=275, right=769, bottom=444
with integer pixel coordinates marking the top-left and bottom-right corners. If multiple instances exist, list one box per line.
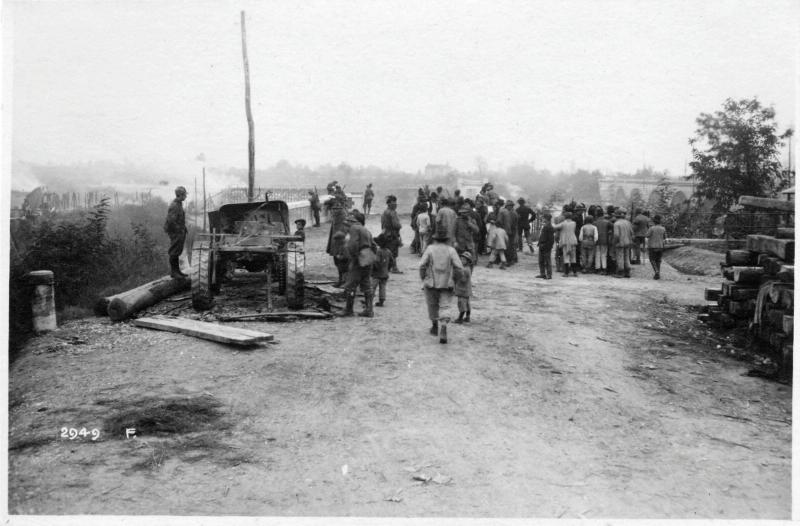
left=688, top=97, right=793, bottom=211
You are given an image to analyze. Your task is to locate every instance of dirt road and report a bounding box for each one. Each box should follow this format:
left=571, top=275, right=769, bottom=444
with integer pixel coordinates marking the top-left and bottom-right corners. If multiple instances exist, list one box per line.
left=8, top=215, right=791, bottom=519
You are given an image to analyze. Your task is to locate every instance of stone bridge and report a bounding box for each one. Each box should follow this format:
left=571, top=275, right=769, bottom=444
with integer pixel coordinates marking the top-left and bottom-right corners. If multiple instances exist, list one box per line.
left=597, top=177, right=696, bottom=207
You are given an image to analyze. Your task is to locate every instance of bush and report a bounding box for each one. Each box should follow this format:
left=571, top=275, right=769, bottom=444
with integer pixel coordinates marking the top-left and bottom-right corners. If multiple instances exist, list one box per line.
left=9, top=197, right=174, bottom=362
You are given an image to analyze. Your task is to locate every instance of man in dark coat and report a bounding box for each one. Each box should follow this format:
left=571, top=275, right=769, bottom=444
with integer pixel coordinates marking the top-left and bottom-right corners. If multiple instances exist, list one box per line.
left=515, top=198, right=535, bottom=252
left=164, top=186, right=188, bottom=279
left=474, top=195, right=489, bottom=255
left=498, top=200, right=518, bottom=265
left=536, top=212, right=555, bottom=279
left=454, top=203, right=479, bottom=257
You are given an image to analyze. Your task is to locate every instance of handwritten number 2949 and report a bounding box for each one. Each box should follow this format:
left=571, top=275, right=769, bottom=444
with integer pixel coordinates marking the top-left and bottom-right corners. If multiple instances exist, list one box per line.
left=60, top=427, right=100, bottom=441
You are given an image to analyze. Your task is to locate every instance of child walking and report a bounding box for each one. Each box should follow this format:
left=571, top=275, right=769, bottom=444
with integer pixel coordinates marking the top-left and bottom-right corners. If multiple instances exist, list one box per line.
left=454, top=251, right=473, bottom=323
left=372, top=234, right=394, bottom=307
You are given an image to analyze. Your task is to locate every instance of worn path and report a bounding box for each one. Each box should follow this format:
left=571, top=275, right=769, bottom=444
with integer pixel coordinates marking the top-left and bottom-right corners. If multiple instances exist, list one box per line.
left=8, top=214, right=791, bottom=518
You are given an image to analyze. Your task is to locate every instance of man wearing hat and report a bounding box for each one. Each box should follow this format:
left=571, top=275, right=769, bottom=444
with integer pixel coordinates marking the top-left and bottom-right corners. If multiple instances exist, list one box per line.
left=343, top=210, right=376, bottom=317
left=435, top=198, right=457, bottom=248
left=381, top=195, right=403, bottom=273
left=419, top=224, right=464, bottom=344
left=454, top=203, right=479, bottom=257
left=612, top=208, right=634, bottom=278
left=293, top=218, right=306, bottom=241
left=164, top=185, right=188, bottom=279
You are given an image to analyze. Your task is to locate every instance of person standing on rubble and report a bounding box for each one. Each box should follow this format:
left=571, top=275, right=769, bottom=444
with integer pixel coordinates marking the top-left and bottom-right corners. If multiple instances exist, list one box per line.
left=381, top=195, right=403, bottom=273
left=164, top=185, right=188, bottom=279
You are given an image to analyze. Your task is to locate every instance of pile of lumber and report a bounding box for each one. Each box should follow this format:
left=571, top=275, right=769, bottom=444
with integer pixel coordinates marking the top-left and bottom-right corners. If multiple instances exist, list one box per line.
left=700, top=230, right=794, bottom=381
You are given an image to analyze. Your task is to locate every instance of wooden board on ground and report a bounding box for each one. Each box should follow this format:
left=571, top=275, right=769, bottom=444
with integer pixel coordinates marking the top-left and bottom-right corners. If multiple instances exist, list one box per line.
left=217, top=311, right=333, bottom=321
left=133, top=316, right=273, bottom=346
left=306, top=284, right=365, bottom=297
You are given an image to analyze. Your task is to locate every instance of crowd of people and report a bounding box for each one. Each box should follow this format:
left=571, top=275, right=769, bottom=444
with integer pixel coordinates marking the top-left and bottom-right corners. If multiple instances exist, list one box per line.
left=321, top=182, right=668, bottom=346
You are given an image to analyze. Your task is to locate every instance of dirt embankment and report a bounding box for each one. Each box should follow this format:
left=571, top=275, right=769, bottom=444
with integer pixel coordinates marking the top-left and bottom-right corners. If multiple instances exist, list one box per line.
left=8, top=214, right=791, bottom=519
left=663, top=245, right=724, bottom=276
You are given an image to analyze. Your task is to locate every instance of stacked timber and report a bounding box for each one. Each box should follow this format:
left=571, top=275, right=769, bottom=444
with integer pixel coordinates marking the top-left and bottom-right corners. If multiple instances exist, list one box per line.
left=700, top=230, right=794, bottom=381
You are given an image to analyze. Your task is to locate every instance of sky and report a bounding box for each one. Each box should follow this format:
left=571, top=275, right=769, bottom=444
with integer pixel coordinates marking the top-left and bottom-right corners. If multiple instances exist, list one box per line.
left=3, top=0, right=798, bottom=189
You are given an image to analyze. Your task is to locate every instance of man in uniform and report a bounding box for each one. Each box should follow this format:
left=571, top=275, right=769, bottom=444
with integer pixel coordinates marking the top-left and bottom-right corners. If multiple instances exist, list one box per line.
left=381, top=195, right=403, bottom=273
left=343, top=210, right=375, bottom=317
left=363, top=183, right=375, bottom=215
left=308, top=190, right=321, bottom=227
left=164, top=186, right=188, bottom=279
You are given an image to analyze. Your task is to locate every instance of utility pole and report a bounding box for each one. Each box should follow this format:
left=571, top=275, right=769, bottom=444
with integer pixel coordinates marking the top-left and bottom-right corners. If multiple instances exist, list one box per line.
left=241, top=10, right=255, bottom=202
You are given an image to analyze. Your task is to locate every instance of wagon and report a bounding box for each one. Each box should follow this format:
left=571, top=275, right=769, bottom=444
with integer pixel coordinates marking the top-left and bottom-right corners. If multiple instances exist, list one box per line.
left=190, top=200, right=305, bottom=311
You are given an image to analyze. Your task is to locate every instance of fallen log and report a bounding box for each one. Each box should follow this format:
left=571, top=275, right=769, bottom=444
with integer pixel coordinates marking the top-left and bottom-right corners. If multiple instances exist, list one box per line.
left=133, top=315, right=273, bottom=346
left=725, top=250, right=754, bottom=266
left=106, top=276, right=190, bottom=321
left=738, top=195, right=795, bottom=212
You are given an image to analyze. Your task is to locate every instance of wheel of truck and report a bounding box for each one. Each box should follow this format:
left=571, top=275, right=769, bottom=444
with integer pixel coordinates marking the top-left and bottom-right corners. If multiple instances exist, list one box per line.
left=191, top=240, right=215, bottom=310
left=285, top=255, right=305, bottom=310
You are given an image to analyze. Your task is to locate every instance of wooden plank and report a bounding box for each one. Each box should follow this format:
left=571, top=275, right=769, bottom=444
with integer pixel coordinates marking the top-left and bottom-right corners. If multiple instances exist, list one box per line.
left=732, top=266, right=765, bottom=284
left=762, top=257, right=784, bottom=275
left=729, top=287, right=759, bottom=301
left=729, top=299, right=756, bottom=318
left=738, top=195, right=795, bottom=212
left=133, top=316, right=273, bottom=346
left=746, top=235, right=794, bottom=262
left=704, top=288, right=722, bottom=301
left=217, top=311, right=333, bottom=321
left=725, top=250, right=754, bottom=266
left=776, top=227, right=795, bottom=239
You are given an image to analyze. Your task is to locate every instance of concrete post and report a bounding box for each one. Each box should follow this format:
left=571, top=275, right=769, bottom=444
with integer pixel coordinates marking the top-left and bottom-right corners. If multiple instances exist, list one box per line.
left=27, top=270, right=57, bottom=333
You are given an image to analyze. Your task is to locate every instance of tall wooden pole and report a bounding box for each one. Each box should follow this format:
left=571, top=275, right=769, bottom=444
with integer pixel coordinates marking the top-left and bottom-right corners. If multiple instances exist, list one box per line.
left=241, top=10, right=255, bottom=202
left=202, top=166, right=207, bottom=232
left=194, top=175, right=198, bottom=229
